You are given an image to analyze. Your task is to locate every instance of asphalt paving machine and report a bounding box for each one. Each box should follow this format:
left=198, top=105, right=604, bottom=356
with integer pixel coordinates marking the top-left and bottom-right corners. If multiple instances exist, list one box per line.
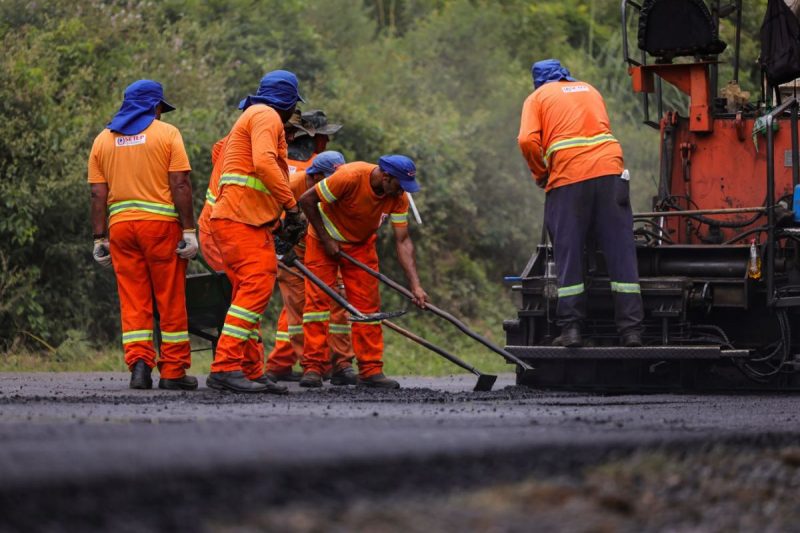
left=504, top=0, right=800, bottom=391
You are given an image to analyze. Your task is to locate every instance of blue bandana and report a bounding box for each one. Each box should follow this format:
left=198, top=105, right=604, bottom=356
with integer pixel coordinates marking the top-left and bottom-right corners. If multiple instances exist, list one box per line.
left=531, top=59, right=575, bottom=89
left=107, top=80, right=175, bottom=135
left=378, top=155, right=419, bottom=193
left=306, top=151, right=345, bottom=177
left=239, top=70, right=306, bottom=111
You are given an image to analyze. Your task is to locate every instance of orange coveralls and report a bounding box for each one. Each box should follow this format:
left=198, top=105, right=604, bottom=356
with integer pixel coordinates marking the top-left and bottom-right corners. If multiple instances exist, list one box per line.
left=210, top=104, right=296, bottom=378
left=266, top=169, right=355, bottom=375
left=87, top=120, right=192, bottom=379
left=198, top=137, right=228, bottom=271
left=302, top=162, right=409, bottom=378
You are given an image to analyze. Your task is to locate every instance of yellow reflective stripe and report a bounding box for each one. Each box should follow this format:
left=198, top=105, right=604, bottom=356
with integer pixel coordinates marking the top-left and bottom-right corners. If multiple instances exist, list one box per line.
left=109, top=200, right=178, bottom=218
left=221, top=323, right=252, bottom=341
left=390, top=212, right=408, bottom=224
left=303, top=311, right=331, bottom=323
left=227, top=304, right=261, bottom=324
left=161, top=330, right=189, bottom=343
left=318, top=179, right=337, bottom=203
left=355, top=320, right=382, bottom=325
left=249, top=329, right=261, bottom=340
left=287, top=325, right=304, bottom=335
left=122, top=329, right=153, bottom=344
left=219, top=174, right=271, bottom=195
left=318, top=205, right=349, bottom=242
left=557, top=283, right=585, bottom=298
left=205, top=189, right=217, bottom=205
left=544, top=133, right=618, bottom=165
left=274, top=331, right=290, bottom=342
left=611, top=282, right=641, bottom=294
left=329, top=323, right=352, bottom=334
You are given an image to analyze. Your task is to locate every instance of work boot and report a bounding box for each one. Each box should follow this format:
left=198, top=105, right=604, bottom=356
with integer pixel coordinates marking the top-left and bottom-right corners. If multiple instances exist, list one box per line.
left=265, top=370, right=302, bottom=383
left=299, top=371, right=323, bottom=388
left=357, top=373, right=400, bottom=389
left=621, top=330, right=643, bottom=348
left=330, top=367, right=357, bottom=386
left=207, top=371, right=267, bottom=393
left=552, top=324, right=582, bottom=348
left=129, top=360, right=153, bottom=390
left=251, top=375, right=290, bottom=395
left=158, top=374, right=198, bottom=391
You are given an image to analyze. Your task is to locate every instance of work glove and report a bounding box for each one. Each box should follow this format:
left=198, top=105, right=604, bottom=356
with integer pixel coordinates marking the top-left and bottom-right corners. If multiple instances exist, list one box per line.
left=176, top=229, right=198, bottom=260
left=274, top=235, right=299, bottom=265
left=275, top=208, right=307, bottom=248
left=93, top=238, right=112, bottom=268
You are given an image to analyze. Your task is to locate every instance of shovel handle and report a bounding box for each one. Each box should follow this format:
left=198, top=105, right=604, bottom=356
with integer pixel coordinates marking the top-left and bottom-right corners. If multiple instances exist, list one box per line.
left=382, top=319, right=482, bottom=377
left=338, top=251, right=533, bottom=370
left=287, top=258, right=366, bottom=319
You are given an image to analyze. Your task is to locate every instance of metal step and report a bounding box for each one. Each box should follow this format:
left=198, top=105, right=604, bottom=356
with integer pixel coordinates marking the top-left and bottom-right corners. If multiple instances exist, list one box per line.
left=506, top=345, right=750, bottom=360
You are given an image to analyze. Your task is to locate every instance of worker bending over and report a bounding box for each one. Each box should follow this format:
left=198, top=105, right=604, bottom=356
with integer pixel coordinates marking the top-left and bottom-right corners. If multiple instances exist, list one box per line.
left=266, top=151, right=357, bottom=385
left=88, top=80, right=198, bottom=390
left=207, top=70, right=306, bottom=393
left=298, top=155, right=429, bottom=389
left=517, top=59, right=644, bottom=348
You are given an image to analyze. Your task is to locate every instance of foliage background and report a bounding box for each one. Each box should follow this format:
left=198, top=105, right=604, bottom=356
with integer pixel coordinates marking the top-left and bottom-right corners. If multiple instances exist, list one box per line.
left=0, top=0, right=768, bottom=368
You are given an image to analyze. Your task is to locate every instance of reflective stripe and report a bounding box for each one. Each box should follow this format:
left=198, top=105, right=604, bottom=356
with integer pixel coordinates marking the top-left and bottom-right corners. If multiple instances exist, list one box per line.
left=287, top=325, right=304, bottom=335
left=611, top=281, right=641, bottom=294
left=544, top=133, right=618, bottom=165
left=227, top=304, right=261, bottom=324
left=303, top=311, right=331, bottom=323
left=205, top=189, right=217, bottom=205
left=390, top=212, right=408, bottom=224
left=318, top=205, right=348, bottom=242
left=318, top=179, right=337, bottom=203
left=557, top=283, right=585, bottom=298
left=221, top=323, right=252, bottom=341
left=109, top=200, right=178, bottom=218
left=329, top=323, right=352, bottom=334
left=249, top=329, right=261, bottom=340
left=122, top=329, right=153, bottom=344
left=219, top=174, right=271, bottom=195
left=161, top=330, right=189, bottom=344
left=355, top=320, right=382, bottom=325
left=274, top=331, right=290, bottom=342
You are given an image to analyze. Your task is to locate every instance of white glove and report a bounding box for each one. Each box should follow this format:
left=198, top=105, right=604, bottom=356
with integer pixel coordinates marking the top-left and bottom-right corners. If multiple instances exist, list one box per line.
left=176, top=229, right=198, bottom=260
left=93, top=238, right=112, bottom=267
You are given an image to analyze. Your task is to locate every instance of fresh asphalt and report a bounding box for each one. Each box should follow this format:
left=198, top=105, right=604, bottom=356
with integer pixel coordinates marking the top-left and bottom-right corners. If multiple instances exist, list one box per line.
left=1, top=372, right=799, bottom=531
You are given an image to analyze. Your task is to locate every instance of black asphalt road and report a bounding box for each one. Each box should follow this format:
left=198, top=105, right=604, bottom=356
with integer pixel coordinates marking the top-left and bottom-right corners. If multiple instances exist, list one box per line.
left=1, top=372, right=799, bottom=531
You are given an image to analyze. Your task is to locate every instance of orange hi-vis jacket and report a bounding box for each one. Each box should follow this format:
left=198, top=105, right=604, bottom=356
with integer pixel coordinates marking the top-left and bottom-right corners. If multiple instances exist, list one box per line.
left=88, top=120, right=192, bottom=225
left=310, top=162, right=409, bottom=243
left=518, top=80, right=624, bottom=192
left=198, top=137, right=228, bottom=235
left=287, top=154, right=316, bottom=175
left=211, top=104, right=296, bottom=227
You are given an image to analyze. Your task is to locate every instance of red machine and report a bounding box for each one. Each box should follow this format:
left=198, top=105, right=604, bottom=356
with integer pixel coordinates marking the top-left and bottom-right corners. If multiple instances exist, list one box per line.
left=504, top=0, right=800, bottom=390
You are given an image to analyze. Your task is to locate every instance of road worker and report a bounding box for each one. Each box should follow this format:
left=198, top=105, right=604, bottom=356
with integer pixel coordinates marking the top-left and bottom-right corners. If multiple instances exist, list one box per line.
left=266, top=151, right=357, bottom=385
left=206, top=70, right=306, bottom=393
left=197, top=136, right=228, bottom=271
left=297, top=155, right=429, bottom=389
left=517, top=59, right=644, bottom=348
left=285, top=109, right=343, bottom=174
left=88, top=79, right=198, bottom=390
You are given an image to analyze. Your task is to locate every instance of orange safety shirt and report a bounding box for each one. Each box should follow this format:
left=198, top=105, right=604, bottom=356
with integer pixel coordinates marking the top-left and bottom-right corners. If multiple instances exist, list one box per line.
left=310, top=162, right=409, bottom=243
left=87, top=120, right=192, bottom=226
left=287, top=154, right=316, bottom=175
left=211, top=104, right=296, bottom=227
left=197, top=137, right=228, bottom=234
left=518, top=80, right=623, bottom=192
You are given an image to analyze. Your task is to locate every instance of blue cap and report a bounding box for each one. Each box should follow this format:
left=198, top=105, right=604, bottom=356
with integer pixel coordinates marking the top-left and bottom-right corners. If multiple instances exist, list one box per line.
left=107, top=80, right=175, bottom=135
left=378, top=155, right=419, bottom=193
left=531, top=59, right=575, bottom=89
left=306, top=151, right=345, bottom=177
left=239, top=69, right=305, bottom=111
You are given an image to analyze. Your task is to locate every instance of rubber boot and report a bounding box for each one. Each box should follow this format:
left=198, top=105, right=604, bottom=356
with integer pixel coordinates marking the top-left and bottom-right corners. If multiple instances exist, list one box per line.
left=330, top=367, right=357, bottom=386
left=357, top=373, right=400, bottom=389
left=552, top=324, right=582, bottom=348
left=621, top=330, right=643, bottom=347
left=130, top=360, right=153, bottom=390
left=158, top=375, right=198, bottom=391
left=207, top=371, right=267, bottom=393
left=299, top=371, right=323, bottom=388
left=251, top=375, right=290, bottom=395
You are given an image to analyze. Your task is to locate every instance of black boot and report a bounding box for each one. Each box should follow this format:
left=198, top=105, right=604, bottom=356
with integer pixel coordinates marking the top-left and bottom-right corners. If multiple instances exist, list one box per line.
left=251, top=375, right=290, bottom=395
left=621, top=330, right=643, bottom=347
left=207, top=371, right=267, bottom=393
left=158, top=375, right=198, bottom=391
left=129, top=360, right=153, bottom=390
left=330, top=367, right=357, bottom=386
left=357, top=373, right=400, bottom=389
left=552, top=324, right=582, bottom=348
left=264, top=370, right=302, bottom=382
left=299, top=371, right=323, bottom=388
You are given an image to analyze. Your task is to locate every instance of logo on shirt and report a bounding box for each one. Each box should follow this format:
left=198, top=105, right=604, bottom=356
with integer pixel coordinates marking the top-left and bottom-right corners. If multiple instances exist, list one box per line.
left=288, top=165, right=297, bottom=174
left=562, top=85, right=589, bottom=93
left=115, top=134, right=146, bottom=147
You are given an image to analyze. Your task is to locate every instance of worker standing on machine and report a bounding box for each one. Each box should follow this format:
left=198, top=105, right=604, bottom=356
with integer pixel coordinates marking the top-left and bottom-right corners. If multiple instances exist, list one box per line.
left=297, top=155, right=428, bottom=389
left=517, top=59, right=644, bottom=348
left=207, top=70, right=307, bottom=393
left=88, top=79, right=198, bottom=391
left=266, top=151, right=358, bottom=385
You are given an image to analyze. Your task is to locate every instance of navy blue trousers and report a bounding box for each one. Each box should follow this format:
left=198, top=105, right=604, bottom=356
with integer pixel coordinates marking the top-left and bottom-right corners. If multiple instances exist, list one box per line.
left=544, top=174, right=644, bottom=334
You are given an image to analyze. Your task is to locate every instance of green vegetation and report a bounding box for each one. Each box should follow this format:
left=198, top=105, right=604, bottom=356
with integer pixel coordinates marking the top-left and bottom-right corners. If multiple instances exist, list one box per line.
left=0, top=0, right=767, bottom=371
